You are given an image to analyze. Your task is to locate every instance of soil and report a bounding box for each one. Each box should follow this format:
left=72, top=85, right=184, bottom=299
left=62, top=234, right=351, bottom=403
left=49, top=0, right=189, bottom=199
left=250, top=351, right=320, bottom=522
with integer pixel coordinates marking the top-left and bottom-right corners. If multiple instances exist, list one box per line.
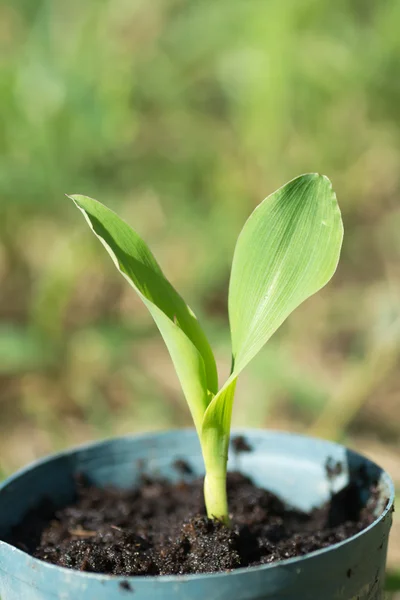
left=231, top=435, right=253, bottom=453
left=5, top=461, right=380, bottom=577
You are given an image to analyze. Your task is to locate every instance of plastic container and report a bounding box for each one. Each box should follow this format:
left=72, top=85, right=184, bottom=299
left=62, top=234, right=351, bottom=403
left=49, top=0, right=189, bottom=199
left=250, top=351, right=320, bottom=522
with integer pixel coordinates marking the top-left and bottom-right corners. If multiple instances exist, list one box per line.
left=0, top=429, right=394, bottom=600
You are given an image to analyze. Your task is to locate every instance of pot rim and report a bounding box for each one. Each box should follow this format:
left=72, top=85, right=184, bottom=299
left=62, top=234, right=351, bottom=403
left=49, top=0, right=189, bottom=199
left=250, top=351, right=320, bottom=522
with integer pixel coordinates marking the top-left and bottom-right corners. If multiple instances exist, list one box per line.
left=0, top=428, right=395, bottom=584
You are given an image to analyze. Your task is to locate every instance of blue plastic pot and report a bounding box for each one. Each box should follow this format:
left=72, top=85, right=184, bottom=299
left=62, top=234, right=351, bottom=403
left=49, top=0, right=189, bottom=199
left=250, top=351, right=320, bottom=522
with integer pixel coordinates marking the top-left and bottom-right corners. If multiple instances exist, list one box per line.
left=0, top=429, right=394, bottom=600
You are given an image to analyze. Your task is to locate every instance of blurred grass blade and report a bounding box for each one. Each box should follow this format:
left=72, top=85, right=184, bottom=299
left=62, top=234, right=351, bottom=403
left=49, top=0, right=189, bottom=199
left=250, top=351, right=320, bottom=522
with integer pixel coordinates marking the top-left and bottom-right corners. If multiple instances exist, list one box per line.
left=385, top=570, right=400, bottom=592
left=0, top=325, right=53, bottom=375
left=229, top=173, right=343, bottom=374
left=69, top=195, right=218, bottom=432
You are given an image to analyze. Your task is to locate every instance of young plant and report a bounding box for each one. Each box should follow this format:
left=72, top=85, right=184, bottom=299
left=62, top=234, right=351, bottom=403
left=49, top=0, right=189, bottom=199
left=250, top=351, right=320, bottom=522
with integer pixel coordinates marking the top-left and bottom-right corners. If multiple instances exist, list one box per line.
left=69, top=173, right=343, bottom=524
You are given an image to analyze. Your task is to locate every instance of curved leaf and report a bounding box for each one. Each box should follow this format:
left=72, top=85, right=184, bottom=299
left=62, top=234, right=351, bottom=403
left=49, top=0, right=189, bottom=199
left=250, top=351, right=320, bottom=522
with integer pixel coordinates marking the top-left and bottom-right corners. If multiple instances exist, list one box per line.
left=229, top=173, right=343, bottom=374
left=69, top=195, right=218, bottom=432
left=201, top=174, right=343, bottom=520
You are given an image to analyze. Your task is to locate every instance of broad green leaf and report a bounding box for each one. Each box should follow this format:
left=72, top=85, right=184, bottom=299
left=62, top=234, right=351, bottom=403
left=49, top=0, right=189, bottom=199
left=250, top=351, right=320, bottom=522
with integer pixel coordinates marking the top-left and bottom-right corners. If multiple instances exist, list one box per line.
left=69, top=195, right=218, bottom=432
left=201, top=174, right=343, bottom=520
left=229, top=174, right=343, bottom=374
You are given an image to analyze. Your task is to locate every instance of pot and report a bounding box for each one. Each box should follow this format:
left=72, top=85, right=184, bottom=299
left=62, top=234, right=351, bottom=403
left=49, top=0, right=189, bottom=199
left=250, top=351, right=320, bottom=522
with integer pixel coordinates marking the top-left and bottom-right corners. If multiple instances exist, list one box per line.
left=0, top=429, right=394, bottom=600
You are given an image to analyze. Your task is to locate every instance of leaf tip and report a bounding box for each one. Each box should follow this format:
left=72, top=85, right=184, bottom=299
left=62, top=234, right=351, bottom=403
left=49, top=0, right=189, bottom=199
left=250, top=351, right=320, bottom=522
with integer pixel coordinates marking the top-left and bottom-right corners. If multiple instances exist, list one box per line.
left=319, top=173, right=334, bottom=188
left=65, top=193, right=81, bottom=205
left=305, top=172, right=333, bottom=187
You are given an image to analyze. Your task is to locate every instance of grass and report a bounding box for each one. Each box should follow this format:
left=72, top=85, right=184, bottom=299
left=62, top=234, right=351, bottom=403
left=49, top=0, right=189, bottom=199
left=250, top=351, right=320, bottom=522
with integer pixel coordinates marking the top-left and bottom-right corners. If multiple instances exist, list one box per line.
left=0, top=0, right=399, bottom=589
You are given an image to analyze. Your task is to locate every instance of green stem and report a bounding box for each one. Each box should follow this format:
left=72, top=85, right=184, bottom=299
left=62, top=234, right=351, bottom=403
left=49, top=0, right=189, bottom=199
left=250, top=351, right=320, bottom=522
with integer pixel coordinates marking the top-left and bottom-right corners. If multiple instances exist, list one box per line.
left=204, top=467, right=230, bottom=525
left=201, top=376, right=237, bottom=526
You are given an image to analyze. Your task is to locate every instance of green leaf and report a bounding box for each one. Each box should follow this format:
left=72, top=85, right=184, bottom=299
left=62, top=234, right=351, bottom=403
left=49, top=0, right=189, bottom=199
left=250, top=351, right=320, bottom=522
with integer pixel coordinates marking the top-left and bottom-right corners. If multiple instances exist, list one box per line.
left=201, top=174, right=343, bottom=520
left=69, top=195, right=218, bottom=432
left=229, top=173, right=343, bottom=374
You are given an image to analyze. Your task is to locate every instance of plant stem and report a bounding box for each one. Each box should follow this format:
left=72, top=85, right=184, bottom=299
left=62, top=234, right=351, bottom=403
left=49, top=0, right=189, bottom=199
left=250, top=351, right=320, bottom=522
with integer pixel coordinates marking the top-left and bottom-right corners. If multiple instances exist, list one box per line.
left=204, top=466, right=230, bottom=525
left=201, top=377, right=237, bottom=526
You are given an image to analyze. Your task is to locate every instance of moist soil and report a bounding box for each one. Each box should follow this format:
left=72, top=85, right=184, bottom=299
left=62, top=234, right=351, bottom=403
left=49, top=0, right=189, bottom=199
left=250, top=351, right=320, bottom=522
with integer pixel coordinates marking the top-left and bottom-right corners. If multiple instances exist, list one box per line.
left=6, top=463, right=379, bottom=577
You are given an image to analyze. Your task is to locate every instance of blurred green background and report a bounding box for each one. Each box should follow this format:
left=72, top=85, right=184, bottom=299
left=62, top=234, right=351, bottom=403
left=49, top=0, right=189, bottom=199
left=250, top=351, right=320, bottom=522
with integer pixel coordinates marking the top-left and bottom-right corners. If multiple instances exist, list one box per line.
left=0, top=0, right=399, bottom=593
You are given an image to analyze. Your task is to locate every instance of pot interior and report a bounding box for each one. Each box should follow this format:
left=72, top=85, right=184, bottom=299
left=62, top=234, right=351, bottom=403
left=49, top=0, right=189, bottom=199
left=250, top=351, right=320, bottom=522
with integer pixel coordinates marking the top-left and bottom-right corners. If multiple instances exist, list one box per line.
left=0, top=429, right=392, bottom=540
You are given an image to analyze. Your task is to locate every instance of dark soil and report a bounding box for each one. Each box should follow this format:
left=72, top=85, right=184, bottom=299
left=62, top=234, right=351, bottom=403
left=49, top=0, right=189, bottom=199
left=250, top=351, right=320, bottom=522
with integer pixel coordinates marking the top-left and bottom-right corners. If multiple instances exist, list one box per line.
left=231, top=435, right=253, bottom=453
left=5, top=466, right=380, bottom=577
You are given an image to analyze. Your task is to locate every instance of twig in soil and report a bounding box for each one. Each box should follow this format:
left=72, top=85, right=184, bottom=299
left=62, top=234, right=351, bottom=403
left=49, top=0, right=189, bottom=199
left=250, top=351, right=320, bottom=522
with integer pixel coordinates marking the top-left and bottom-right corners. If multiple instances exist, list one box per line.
left=69, top=528, right=97, bottom=538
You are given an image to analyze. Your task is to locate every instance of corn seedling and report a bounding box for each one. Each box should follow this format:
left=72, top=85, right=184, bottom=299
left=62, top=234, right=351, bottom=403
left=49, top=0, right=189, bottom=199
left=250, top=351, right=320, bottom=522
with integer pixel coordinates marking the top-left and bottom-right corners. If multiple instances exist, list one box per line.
left=69, top=173, right=343, bottom=524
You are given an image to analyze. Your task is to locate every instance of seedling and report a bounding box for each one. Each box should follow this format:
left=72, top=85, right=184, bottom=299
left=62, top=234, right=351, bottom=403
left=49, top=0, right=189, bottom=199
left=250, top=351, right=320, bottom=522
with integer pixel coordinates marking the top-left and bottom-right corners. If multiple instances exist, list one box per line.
left=69, top=174, right=343, bottom=524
